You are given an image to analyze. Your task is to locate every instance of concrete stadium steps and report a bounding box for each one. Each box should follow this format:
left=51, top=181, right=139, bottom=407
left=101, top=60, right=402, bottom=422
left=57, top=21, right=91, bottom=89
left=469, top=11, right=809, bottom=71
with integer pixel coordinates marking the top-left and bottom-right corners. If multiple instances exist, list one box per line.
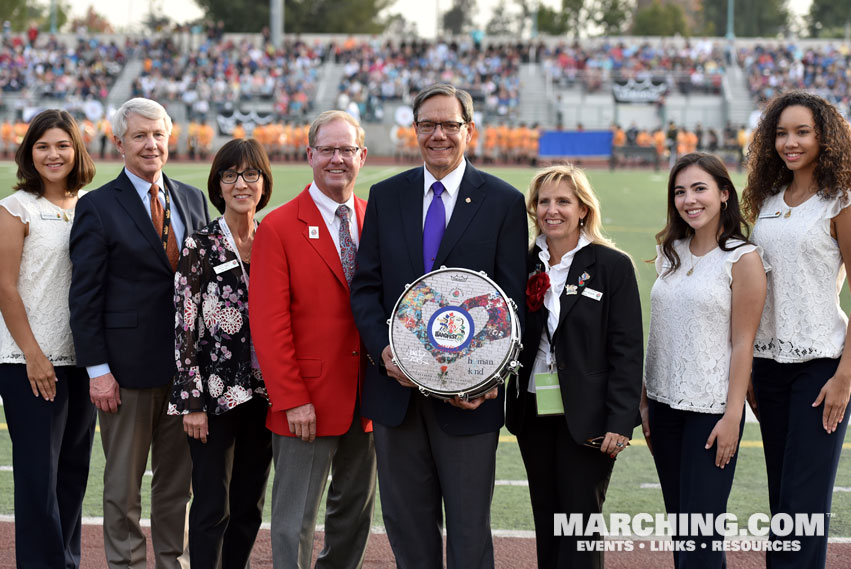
left=315, top=62, right=345, bottom=113
left=107, top=59, right=144, bottom=110
left=517, top=63, right=553, bottom=126
left=726, top=62, right=756, bottom=128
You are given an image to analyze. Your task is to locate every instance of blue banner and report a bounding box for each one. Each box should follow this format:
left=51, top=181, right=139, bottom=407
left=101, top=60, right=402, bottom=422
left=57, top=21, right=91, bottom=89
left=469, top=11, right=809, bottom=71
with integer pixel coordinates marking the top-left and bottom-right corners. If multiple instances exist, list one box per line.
left=539, top=131, right=614, bottom=157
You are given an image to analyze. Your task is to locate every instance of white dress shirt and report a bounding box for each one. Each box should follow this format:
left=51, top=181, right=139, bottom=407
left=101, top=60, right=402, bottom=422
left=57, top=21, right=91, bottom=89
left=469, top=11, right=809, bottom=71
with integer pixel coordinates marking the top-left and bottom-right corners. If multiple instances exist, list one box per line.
left=308, top=182, right=359, bottom=255
left=125, top=168, right=187, bottom=247
left=422, top=159, right=467, bottom=228
left=529, top=233, right=591, bottom=392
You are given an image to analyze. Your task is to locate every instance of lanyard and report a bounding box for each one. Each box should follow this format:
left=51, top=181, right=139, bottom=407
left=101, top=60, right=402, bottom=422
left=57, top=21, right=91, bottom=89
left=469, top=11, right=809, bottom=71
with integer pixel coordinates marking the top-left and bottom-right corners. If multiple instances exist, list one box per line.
left=158, top=185, right=172, bottom=252
left=217, top=217, right=253, bottom=286
left=544, top=319, right=556, bottom=374
left=218, top=217, right=259, bottom=368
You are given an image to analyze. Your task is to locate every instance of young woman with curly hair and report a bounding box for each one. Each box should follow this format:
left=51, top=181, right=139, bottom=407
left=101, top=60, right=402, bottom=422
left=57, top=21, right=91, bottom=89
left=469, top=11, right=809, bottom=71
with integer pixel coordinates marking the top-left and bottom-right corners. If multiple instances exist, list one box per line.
left=743, top=90, right=851, bottom=568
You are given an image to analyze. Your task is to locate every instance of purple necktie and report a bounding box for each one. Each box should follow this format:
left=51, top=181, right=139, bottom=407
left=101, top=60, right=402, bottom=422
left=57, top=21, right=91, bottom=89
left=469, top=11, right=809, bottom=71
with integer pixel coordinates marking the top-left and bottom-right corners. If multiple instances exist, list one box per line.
left=336, top=205, right=357, bottom=285
left=423, top=181, right=446, bottom=272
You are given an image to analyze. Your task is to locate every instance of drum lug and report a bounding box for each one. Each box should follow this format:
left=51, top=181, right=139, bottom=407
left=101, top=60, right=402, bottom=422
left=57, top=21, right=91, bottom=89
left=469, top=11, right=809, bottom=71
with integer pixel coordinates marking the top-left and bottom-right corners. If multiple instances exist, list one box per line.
left=386, top=318, right=391, bottom=326
left=507, top=298, right=518, bottom=311
left=418, top=386, right=430, bottom=398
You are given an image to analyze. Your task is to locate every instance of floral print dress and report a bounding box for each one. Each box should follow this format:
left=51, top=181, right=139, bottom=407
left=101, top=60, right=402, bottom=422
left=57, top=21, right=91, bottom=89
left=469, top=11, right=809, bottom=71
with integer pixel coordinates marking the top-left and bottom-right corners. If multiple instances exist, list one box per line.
left=169, top=218, right=267, bottom=416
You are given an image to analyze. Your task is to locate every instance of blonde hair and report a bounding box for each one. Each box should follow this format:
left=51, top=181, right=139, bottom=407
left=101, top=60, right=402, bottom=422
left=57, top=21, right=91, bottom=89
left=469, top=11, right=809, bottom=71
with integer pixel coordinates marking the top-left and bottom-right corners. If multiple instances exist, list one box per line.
left=308, top=110, right=365, bottom=147
left=526, top=163, right=621, bottom=252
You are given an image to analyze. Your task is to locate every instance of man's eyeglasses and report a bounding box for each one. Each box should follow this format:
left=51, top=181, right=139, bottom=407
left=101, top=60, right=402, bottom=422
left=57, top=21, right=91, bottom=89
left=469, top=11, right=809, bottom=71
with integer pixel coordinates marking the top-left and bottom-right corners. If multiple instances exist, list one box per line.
left=219, top=169, right=262, bottom=184
left=312, top=146, right=361, bottom=158
left=415, top=121, right=466, bottom=135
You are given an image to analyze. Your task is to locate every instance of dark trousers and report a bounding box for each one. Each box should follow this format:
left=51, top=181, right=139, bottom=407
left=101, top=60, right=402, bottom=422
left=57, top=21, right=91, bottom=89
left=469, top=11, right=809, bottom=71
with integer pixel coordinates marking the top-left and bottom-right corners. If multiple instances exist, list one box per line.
left=373, top=394, right=498, bottom=569
left=186, top=397, right=272, bottom=569
left=648, top=399, right=744, bottom=569
left=752, top=358, right=848, bottom=569
left=0, top=363, right=96, bottom=569
left=515, top=395, right=615, bottom=569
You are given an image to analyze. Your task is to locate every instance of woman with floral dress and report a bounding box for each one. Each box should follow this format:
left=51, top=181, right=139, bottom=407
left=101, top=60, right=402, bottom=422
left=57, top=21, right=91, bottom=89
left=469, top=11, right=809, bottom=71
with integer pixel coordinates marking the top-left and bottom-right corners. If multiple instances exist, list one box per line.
left=169, top=138, right=273, bottom=568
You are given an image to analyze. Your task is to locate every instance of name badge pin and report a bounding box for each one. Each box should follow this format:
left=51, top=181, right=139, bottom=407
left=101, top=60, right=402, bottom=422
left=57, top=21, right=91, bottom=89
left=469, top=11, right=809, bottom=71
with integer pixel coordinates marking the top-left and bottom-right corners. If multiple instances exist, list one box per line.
left=213, top=259, right=239, bottom=274
left=581, top=287, right=603, bottom=301
left=309, top=226, right=320, bottom=239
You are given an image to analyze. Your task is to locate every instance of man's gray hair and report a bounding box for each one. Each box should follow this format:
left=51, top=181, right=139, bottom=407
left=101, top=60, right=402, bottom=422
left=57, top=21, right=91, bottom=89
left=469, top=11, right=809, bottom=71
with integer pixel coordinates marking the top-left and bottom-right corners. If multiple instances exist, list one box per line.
left=112, top=98, right=173, bottom=139
left=412, top=84, right=474, bottom=124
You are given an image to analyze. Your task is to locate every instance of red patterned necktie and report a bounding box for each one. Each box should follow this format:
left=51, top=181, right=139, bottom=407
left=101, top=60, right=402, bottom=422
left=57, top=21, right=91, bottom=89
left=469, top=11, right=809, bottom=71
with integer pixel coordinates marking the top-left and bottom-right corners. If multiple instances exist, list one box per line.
left=149, top=184, right=179, bottom=271
left=336, top=205, right=357, bottom=285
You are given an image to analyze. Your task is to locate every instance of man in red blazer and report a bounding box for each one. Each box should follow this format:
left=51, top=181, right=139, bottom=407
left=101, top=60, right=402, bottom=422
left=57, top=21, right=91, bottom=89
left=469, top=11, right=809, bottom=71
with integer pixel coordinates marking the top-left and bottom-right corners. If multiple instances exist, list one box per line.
left=250, top=110, right=376, bottom=569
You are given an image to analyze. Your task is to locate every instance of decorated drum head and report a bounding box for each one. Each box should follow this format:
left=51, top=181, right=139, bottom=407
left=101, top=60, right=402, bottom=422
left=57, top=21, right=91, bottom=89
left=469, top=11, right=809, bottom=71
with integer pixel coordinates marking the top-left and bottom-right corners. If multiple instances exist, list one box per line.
left=389, top=267, right=517, bottom=398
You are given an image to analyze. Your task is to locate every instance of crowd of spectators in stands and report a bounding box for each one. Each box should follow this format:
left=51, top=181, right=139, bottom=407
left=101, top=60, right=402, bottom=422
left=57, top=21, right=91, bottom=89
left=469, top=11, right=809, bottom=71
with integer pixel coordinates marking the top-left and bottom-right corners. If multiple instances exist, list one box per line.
left=739, top=42, right=851, bottom=108
left=0, top=29, right=125, bottom=100
left=131, top=32, right=329, bottom=121
left=542, top=39, right=726, bottom=95
left=336, top=38, right=526, bottom=120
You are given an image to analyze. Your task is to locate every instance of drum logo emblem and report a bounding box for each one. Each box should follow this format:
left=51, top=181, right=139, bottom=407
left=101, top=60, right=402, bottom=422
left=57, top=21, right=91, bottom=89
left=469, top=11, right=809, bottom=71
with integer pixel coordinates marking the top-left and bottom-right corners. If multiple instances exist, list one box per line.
left=428, top=306, right=475, bottom=352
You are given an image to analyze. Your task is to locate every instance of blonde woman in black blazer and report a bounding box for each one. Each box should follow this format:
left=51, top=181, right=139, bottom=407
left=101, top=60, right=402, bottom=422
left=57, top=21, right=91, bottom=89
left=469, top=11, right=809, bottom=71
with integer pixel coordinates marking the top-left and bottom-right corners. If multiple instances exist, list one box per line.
left=506, top=164, right=643, bottom=569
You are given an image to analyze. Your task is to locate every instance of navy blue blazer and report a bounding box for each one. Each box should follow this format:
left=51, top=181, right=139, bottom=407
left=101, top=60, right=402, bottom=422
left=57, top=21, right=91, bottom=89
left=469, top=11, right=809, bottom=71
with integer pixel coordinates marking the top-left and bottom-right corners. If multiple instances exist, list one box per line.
left=350, top=162, right=528, bottom=436
left=505, top=243, right=643, bottom=444
left=69, top=169, right=210, bottom=389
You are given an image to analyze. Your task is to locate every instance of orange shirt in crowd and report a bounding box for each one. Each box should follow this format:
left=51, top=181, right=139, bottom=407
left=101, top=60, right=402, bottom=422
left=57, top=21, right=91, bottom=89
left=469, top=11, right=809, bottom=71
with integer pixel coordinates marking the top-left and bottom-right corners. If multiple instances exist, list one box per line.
left=198, top=124, right=215, bottom=149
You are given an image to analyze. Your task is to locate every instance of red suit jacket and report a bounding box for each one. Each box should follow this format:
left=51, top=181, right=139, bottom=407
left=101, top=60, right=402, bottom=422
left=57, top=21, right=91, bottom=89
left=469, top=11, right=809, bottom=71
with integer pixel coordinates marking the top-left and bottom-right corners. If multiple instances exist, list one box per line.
left=250, top=186, right=371, bottom=437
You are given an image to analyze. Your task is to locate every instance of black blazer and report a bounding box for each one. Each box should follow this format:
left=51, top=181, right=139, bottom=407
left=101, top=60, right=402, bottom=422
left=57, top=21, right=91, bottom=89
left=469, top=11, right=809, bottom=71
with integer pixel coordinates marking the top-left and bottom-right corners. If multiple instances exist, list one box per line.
left=505, top=243, right=643, bottom=444
left=69, top=169, right=210, bottom=389
left=350, top=162, right=528, bottom=436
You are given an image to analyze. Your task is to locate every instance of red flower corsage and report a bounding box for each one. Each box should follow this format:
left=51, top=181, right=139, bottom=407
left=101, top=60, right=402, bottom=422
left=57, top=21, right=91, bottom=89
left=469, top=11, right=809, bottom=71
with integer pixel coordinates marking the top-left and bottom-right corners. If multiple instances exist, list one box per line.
left=526, top=271, right=550, bottom=312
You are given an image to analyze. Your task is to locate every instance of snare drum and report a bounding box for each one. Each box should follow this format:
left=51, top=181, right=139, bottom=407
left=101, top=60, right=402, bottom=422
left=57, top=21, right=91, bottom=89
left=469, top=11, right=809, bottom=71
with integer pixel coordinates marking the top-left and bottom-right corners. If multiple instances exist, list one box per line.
left=388, top=267, right=522, bottom=400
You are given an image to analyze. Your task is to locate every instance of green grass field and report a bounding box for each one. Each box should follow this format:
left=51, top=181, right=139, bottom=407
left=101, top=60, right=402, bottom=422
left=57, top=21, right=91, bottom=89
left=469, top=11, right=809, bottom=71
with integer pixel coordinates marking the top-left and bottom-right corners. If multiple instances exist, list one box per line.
left=1, top=160, right=850, bottom=536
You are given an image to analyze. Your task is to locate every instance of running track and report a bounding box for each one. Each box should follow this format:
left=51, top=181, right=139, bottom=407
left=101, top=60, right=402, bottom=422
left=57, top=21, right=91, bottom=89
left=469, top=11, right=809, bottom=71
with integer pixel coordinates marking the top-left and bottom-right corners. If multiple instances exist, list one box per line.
left=1, top=523, right=850, bottom=568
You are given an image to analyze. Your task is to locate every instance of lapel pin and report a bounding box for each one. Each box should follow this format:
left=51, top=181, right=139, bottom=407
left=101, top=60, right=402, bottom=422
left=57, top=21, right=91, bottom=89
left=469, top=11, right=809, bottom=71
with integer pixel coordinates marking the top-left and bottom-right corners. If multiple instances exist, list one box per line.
left=309, top=226, right=320, bottom=239
left=578, top=272, right=590, bottom=286
left=564, top=284, right=578, bottom=296
left=465, top=197, right=471, bottom=203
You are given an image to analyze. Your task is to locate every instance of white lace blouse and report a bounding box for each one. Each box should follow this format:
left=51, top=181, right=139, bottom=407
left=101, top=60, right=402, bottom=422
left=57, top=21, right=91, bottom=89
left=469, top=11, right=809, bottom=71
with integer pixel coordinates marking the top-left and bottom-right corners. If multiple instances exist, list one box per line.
left=0, top=191, right=80, bottom=365
left=752, top=190, right=849, bottom=362
left=645, top=238, right=768, bottom=413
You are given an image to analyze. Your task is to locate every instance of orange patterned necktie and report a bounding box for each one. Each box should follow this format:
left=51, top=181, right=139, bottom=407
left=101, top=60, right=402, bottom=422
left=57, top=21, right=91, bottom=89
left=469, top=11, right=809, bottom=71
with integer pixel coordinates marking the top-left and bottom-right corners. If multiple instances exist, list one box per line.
left=149, top=184, right=179, bottom=271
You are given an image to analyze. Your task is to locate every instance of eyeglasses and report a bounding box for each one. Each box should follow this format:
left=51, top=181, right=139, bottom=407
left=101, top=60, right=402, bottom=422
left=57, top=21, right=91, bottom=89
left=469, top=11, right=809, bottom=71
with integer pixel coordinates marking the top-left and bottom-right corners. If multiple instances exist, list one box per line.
left=415, top=121, right=466, bottom=135
left=312, top=146, right=361, bottom=158
left=219, top=169, right=261, bottom=184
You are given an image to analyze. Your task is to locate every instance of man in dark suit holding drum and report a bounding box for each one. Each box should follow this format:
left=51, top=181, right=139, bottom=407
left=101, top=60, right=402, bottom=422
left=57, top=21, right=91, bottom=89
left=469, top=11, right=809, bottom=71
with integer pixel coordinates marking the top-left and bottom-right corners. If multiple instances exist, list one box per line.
left=350, top=83, right=528, bottom=568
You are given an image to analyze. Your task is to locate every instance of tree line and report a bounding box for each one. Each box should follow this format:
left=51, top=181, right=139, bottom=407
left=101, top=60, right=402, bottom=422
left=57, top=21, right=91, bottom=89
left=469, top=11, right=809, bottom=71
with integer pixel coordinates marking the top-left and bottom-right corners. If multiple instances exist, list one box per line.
left=2, top=0, right=850, bottom=39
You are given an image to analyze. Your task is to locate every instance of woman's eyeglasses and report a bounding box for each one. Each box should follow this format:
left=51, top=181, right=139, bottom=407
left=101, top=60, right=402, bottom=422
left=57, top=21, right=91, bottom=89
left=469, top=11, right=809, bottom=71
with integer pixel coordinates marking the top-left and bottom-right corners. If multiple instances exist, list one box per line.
left=219, top=169, right=262, bottom=184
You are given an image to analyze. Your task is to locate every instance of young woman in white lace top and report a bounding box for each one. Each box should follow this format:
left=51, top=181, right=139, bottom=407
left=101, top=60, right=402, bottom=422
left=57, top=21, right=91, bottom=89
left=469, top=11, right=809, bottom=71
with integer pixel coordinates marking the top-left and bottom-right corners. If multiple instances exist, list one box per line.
left=643, top=153, right=768, bottom=567
left=0, top=109, right=96, bottom=568
left=742, top=91, right=851, bottom=568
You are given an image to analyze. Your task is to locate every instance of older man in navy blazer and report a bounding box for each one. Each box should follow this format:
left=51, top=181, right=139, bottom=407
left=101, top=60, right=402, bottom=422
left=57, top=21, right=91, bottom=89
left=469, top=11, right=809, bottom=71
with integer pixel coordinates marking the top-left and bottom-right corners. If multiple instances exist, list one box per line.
left=69, top=98, right=209, bottom=569
left=350, top=84, right=528, bottom=568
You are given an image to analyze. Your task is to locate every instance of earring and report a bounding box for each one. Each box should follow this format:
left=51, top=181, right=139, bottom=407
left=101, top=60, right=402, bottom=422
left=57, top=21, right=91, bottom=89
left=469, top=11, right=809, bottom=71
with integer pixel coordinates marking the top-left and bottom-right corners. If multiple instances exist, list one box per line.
left=579, top=217, right=586, bottom=227
left=722, top=201, right=728, bottom=211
